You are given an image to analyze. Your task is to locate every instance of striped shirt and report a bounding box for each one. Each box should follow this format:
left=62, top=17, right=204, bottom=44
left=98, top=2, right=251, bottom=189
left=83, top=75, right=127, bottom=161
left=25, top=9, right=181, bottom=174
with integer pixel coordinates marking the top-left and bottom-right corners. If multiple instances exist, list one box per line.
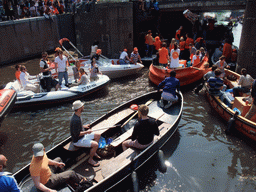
left=207, top=76, right=224, bottom=95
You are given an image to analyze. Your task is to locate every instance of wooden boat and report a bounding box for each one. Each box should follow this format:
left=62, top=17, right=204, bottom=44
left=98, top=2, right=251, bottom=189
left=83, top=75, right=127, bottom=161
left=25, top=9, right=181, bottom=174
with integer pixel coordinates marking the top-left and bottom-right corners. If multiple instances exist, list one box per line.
left=59, top=38, right=144, bottom=79
left=14, top=90, right=183, bottom=191
left=5, top=75, right=110, bottom=109
left=205, top=69, right=256, bottom=141
left=0, top=88, right=17, bottom=125
left=149, top=56, right=210, bottom=86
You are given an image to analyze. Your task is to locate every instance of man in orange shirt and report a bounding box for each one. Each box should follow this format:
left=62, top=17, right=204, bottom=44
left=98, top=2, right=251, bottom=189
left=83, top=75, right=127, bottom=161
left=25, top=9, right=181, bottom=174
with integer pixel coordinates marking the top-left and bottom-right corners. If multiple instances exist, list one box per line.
left=223, top=39, right=233, bottom=62
left=15, top=65, right=21, bottom=83
left=30, top=143, right=93, bottom=192
left=175, top=26, right=183, bottom=44
left=158, top=42, right=170, bottom=67
left=145, top=30, right=154, bottom=57
left=185, top=34, right=194, bottom=60
left=153, top=36, right=162, bottom=51
left=179, top=37, right=185, bottom=60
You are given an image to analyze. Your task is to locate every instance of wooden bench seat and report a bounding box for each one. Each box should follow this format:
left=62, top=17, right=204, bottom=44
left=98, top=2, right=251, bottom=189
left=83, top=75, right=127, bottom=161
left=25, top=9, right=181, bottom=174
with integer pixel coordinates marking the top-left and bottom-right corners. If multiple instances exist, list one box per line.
left=101, top=148, right=137, bottom=178
left=110, top=127, right=134, bottom=147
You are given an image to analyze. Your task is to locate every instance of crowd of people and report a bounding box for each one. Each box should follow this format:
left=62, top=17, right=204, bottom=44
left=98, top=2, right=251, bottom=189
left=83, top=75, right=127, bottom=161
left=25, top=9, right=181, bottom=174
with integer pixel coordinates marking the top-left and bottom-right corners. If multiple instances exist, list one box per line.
left=1, top=0, right=97, bottom=21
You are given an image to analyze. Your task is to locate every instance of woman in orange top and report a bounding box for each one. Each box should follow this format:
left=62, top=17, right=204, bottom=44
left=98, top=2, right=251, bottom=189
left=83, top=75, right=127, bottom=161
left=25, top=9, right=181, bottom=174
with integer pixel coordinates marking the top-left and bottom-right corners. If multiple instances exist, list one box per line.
left=185, top=34, right=194, bottom=50
left=158, top=42, right=170, bottom=67
left=153, top=36, right=162, bottom=51
left=179, top=37, right=185, bottom=60
left=169, top=38, right=176, bottom=51
left=15, top=64, right=21, bottom=83
left=175, top=26, right=183, bottom=43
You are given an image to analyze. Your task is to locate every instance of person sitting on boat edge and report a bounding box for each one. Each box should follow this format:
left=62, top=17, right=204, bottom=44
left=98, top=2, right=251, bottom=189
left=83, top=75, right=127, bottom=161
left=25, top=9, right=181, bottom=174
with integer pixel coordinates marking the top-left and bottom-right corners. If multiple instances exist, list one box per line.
left=0, top=154, right=21, bottom=192
left=233, top=68, right=254, bottom=97
left=72, top=68, right=89, bottom=86
left=157, top=70, right=180, bottom=109
left=130, top=47, right=142, bottom=64
left=119, top=48, right=130, bottom=64
left=207, top=69, right=224, bottom=96
left=245, top=79, right=256, bottom=120
left=70, top=100, right=101, bottom=167
left=20, top=65, right=40, bottom=93
left=204, top=64, right=217, bottom=81
left=215, top=55, right=230, bottom=78
left=15, top=64, right=21, bottom=84
left=29, top=143, right=93, bottom=192
left=90, top=59, right=102, bottom=81
left=40, top=52, right=60, bottom=92
left=91, top=49, right=101, bottom=61
left=122, top=104, right=159, bottom=151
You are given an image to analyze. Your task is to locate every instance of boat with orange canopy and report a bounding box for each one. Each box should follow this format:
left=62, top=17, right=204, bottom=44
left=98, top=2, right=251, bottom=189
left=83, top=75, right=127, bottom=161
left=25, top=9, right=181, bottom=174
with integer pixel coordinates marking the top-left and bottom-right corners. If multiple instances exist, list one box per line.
left=149, top=56, right=210, bottom=86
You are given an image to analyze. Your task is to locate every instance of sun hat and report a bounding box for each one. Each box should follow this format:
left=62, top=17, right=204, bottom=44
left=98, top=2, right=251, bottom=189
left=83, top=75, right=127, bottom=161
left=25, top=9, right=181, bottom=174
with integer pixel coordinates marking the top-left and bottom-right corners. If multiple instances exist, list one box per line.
left=32, top=143, right=44, bottom=157
left=72, top=100, right=85, bottom=110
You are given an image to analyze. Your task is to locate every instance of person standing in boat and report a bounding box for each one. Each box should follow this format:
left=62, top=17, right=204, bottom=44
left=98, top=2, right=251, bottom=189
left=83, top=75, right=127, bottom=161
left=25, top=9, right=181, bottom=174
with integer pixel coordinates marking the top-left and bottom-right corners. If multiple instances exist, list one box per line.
left=185, top=34, right=194, bottom=60
left=245, top=80, right=256, bottom=120
left=233, top=68, right=254, bottom=97
left=157, top=70, right=180, bottom=109
left=29, top=143, right=93, bottom=192
left=169, top=38, right=176, bottom=52
left=130, top=47, right=142, bottom=64
left=90, top=59, right=102, bottom=81
left=40, top=52, right=60, bottom=92
left=20, top=65, right=40, bottom=93
left=119, top=48, right=130, bottom=64
left=0, top=154, right=21, bottom=192
left=169, top=43, right=180, bottom=69
left=145, top=30, right=154, bottom=58
left=70, top=100, right=101, bottom=167
left=175, top=26, right=183, bottom=44
left=90, top=41, right=99, bottom=57
left=122, top=104, right=159, bottom=151
left=179, top=37, right=185, bottom=60
left=215, top=55, right=230, bottom=78
left=158, top=42, right=169, bottom=67
left=54, top=50, right=69, bottom=87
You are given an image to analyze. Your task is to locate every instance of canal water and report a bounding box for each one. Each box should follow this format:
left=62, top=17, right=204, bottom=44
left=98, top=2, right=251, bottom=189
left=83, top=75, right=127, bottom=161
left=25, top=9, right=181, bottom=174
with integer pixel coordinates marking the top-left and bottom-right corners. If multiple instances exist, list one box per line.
left=0, top=23, right=256, bottom=191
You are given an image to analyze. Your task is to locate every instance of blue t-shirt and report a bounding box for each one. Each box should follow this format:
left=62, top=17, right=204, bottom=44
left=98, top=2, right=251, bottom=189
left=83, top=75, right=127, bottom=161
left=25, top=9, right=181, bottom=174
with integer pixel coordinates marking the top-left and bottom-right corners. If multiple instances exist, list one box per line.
left=158, top=76, right=180, bottom=96
left=207, top=76, right=223, bottom=95
left=0, top=172, right=21, bottom=192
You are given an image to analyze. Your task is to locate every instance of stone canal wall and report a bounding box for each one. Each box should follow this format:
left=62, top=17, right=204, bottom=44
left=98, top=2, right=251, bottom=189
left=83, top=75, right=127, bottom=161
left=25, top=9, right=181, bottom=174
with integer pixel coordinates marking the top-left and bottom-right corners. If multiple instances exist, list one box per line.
left=0, top=14, right=75, bottom=66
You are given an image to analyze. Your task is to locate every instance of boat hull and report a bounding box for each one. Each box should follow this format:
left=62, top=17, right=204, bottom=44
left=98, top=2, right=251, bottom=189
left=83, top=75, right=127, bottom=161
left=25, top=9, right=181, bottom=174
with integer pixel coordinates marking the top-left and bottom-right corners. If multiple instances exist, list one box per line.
left=149, top=57, right=210, bottom=86
left=14, top=91, right=183, bottom=191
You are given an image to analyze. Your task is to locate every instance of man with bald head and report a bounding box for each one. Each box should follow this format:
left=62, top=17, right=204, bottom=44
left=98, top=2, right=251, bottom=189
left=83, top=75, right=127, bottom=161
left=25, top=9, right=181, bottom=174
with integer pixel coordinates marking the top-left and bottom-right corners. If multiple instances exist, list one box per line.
left=0, top=154, right=21, bottom=191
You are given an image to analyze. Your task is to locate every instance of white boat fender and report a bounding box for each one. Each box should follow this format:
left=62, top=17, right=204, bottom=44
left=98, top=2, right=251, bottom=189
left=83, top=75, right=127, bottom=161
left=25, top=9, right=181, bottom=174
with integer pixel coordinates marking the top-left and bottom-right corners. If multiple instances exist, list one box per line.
left=225, top=111, right=239, bottom=134
left=157, top=150, right=167, bottom=173
left=131, top=171, right=139, bottom=192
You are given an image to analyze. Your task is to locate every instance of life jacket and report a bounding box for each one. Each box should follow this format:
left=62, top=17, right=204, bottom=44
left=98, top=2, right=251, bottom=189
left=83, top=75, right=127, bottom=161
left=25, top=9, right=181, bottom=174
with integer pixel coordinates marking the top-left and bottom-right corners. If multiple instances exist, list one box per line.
left=179, top=41, right=185, bottom=51
left=41, top=59, right=51, bottom=76
left=175, top=30, right=181, bottom=40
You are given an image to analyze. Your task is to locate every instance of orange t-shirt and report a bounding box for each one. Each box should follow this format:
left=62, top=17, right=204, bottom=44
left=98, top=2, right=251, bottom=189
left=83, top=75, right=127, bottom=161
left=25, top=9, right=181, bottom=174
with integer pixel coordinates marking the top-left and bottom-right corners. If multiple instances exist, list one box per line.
left=179, top=41, right=185, bottom=51
left=15, top=71, right=21, bottom=82
left=185, top=38, right=194, bottom=49
left=154, top=40, right=162, bottom=50
left=29, top=153, right=52, bottom=185
left=223, top=43, right=232, bottom=60
left=159, top=47, right=169, bottom=64
left=231, top=52, right=237, bottom=62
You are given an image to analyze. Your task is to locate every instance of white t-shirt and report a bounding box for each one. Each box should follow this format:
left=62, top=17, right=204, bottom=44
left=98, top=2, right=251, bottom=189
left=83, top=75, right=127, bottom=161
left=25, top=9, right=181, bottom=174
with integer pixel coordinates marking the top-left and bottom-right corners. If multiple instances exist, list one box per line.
left=91, top=45, right=98, bottom=54
left=20, top=72, right=35, bottom=88
left=170, top=49, right=180, bottom=68
left=55, top=56, right=68, bottom=72
left=119, top=51, right=128, bottom=60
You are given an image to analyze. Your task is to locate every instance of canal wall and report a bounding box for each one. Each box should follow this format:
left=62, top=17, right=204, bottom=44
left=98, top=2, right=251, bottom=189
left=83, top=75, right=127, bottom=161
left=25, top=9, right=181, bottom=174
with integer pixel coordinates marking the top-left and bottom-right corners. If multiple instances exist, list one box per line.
left=0, top=14, right=75, bottom=66
left=74, top=2, right=134, bottom=59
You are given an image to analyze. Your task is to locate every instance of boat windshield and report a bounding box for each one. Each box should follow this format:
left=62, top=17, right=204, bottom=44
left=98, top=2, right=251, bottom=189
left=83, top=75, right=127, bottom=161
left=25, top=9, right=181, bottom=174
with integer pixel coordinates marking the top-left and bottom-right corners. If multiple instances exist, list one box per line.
left=98, top=55, right=111, bottom=66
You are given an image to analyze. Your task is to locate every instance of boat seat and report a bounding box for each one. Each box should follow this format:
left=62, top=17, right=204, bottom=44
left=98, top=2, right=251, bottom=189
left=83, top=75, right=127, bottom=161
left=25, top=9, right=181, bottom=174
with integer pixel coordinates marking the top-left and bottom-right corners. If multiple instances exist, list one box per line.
left=63, top=141, right=80, bottom=151
left=110, top=127, right=134, bottom=147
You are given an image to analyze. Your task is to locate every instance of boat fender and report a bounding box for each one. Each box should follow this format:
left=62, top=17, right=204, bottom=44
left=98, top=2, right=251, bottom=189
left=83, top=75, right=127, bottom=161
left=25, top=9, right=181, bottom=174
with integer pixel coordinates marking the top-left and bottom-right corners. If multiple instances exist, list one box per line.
left=225, top=111, right=239, bottom=134
left=131, top=171, right=139, bottom=192
left=130, top=104, right=138, bottom=111
left=157, top=150, right=167, bottom=173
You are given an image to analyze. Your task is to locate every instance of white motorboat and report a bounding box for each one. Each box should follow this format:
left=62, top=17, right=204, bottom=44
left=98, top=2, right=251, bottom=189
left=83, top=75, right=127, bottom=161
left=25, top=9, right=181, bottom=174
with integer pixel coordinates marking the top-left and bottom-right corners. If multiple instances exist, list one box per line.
left=5, top=74, right=110, bottom=109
